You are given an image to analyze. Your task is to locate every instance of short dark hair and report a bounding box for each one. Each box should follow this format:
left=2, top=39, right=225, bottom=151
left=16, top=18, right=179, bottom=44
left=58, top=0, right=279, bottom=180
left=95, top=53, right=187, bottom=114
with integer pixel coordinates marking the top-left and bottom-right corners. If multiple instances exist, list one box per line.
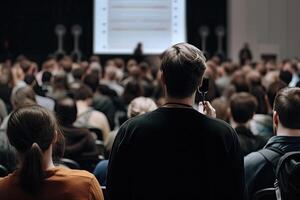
left=160, top=43, right=206, bottom=98
left=267, top=80, right=287, bottom=107
left=83, top=73, right=99, bottom=93
left=230, top=92, right=258, bottom=123
left=274, top=87, right=300, bottom=129
left=71, top=83, right=93, bottom=101
left=55, top=98, right=77, bottom=125
left=72, top=67, right=85, bottom=80
left=42, top=71, right=52, bottom=83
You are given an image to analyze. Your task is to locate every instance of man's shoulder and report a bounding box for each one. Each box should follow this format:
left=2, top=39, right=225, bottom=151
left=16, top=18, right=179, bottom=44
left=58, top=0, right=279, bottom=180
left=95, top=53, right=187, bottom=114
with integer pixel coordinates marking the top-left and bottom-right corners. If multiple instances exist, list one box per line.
left=122, top=108, right=235, bottom=135
left=244, top=151, right=267, bottom=169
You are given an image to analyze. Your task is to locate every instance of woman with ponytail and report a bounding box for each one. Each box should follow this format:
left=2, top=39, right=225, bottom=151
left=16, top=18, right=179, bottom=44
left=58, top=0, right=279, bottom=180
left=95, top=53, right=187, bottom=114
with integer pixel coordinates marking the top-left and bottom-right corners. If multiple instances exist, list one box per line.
left=0, top=105, right=104, bottom=200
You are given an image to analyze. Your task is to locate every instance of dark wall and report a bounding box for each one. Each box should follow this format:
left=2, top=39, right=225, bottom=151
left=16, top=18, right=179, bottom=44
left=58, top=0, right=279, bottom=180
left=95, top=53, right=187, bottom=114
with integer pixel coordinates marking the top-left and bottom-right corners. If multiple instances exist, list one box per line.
left=0, top=0, right=226, bottom=63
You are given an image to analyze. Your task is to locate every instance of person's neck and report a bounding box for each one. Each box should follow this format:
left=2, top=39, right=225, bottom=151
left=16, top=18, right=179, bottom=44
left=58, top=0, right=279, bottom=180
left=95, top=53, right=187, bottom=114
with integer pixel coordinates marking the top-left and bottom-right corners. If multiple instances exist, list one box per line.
left=276, top=125, right=300, bottom=137
left=43, top=145, right=55, bottom=170
left=230, top=119, right=250, bottom=129
left=76, top=100, right=89, bottom=109
left=164, top=94, right=195, bottom=107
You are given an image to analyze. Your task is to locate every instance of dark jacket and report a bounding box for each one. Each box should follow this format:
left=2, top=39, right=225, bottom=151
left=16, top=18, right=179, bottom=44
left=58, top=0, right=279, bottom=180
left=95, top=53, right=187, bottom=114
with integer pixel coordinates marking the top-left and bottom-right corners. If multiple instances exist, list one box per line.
left=235, top=125, right=266, bottom=156
left=61, top=125, right=98, bottom=160
left=244, top=136, right=300, bottom=199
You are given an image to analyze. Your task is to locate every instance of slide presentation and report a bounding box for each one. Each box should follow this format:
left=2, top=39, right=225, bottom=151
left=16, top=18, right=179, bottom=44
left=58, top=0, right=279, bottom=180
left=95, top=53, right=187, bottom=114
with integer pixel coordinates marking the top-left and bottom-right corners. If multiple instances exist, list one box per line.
left=94, top=0, right=186, bottom=54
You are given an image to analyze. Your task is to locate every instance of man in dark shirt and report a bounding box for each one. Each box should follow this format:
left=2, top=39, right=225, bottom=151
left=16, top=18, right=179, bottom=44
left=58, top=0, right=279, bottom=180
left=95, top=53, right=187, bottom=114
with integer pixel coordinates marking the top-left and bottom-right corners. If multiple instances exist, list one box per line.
left=245, top=87, right=300, bottom=200
left=107, top=43, right=245, bottom=200
left=229, top=92, right=266, bottom=156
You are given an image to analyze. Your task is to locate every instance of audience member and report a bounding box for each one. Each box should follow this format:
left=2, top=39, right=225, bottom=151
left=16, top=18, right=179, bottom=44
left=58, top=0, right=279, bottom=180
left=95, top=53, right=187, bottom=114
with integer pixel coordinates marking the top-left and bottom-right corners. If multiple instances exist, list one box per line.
left=72, top=84, right=110, bottom=142
left=249, top=86, right=273, bottom=139
left=55, top=98, right=98, bottom=161
left=84, top=74, right=116, bottom=130
left=47, top=71, right=69, bottom=100
left=229, top=92, right=266, bottom=155
left=0, top=105, right=104, bottom=200
left=211, top=97, right=229, bottom=122
left=94, top=97, right=157, bottom=185
left=107, top=43, right=246, bottom=200
left=244, top=87, right=300, bottom=200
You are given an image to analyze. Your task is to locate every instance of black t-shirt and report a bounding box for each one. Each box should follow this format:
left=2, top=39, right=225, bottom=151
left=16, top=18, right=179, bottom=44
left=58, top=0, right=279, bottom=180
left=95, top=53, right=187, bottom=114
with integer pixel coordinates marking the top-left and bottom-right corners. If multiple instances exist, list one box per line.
left=107, top=107, right=246, bottom=200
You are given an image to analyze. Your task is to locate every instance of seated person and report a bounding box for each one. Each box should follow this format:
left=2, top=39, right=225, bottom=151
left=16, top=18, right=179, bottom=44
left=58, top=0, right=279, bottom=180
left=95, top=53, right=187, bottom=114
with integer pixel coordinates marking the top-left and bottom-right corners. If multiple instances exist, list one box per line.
left=55, top=98, right=98, bottom=160
left=0, top=105, right=104, bottom=200
left=244, top=87, right=300, bottom=200
left=71, top=84, right=110, bottom=142
left=0, top=86, right=38, bottom=172
left=229, top=92, right=266, bottom=156
left=94, top=97, right=157, bottom=185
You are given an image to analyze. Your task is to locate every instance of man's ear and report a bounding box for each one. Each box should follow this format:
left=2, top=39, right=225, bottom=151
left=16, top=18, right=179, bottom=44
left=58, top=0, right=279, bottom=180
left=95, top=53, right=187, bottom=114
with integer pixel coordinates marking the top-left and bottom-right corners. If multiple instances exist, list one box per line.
left=273, top=110, right=279, bottom=128
left=53, top=131, right=58, bottom=143
left=160, top=71, right=166, bottom=84
left=227, top=108, right=232, bottom=119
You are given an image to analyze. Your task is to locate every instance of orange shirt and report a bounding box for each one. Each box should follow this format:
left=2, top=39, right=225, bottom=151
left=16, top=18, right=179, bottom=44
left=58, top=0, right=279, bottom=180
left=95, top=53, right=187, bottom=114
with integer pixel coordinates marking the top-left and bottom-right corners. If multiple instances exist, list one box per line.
left=0, top=167, right=104, bottom=200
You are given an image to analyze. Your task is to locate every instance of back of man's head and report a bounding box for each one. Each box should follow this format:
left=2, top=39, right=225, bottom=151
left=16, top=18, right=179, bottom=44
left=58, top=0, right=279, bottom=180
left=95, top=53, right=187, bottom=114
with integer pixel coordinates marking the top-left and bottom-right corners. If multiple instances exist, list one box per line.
left=160, top=43, right=206, bottom=98
left=55, top=98, right=77, bottom=125
left=230, top=92, right=257, bottom=124
left=274, top=87, right=300, bottom=129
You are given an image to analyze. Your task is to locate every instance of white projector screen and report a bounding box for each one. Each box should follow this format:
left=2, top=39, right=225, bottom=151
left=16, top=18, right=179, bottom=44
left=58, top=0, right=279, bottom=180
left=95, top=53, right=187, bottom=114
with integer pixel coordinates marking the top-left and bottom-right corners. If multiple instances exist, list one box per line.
left=93, top=0, right=186, bottom=54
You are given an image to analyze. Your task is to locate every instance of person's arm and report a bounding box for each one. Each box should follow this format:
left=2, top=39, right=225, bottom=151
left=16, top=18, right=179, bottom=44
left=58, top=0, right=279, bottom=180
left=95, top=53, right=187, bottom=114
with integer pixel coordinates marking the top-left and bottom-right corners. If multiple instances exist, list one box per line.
left=106, top=124, right=132, bottom=200
left=89, top=175, right=104, bottom=200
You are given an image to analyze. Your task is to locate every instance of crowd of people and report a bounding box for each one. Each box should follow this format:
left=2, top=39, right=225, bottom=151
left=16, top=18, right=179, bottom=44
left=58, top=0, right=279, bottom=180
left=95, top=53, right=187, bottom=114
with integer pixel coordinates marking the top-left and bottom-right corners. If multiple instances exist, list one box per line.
left=0, top=42, right=300, bottom=199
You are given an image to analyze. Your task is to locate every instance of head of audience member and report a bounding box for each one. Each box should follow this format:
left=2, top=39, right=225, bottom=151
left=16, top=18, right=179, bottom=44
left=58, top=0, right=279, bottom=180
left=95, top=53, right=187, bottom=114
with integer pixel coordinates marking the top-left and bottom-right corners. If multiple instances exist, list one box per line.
left=52, top=71, right=68, bottom=91
left=266, top=60, right=277, bottom=71
left=41, top=71, right=52, bottom=84
left=89, top=55, right=101, bottom=64
left=71, top=83, right=93, bottom=106
left=11, top=86, right=37, bottom=110
left=160, top=43, right=206, bottom=100
left=6, top=105, right=62, bottom=195
left=128, top=65, right=142, bottom=79
left=127, top=97, right=157, bottom=118
left=89, top=61, right=102, bottom=78
left=231, top=70, right=250, bottom=93
left=224, top=62, right=238, bottom=76
left=230, top=92, right=258, bottom=127
left=267, top=80, right=287, bottom=109
left=255, top=62, right=267, bottom=76
left=273, top=88, right=300, bottom=135
left=83, top=73, right=99, bottom=93
left=114, top=58, right=125, bottom=81
left=205, top=60, right=218, bottom=80
left=212, top=98, right=229, bottom=122
left=19, top=60, right=33, bottom=75
left=123, top=80, right=144, bottom=105
left=246, top=70, right=262, bottom=89
left=262, top=70, right=280, bottom=89
left=126, top=59, right=138, bottom=73
left=250, top=86, right=269, bottom=114
left=114, top=58, right=125, bottom=70
left=55, top=98, right=77, bottom=126
left=42, top=56, right=59, bottom=73
left=139, top=62, right=152, bottom=80
left=279, top=70, right=293, bottom=85
left=72, top=67, right=85, bottom=81
left=282, top=61, right=298, bottom=74
left=0, top=65, right=13, bottom=86
left=59, top=55, right=73, bottom=73
left=11, top=64, right=25, bottom=86
left=104, top=65, right=118, bottom=81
